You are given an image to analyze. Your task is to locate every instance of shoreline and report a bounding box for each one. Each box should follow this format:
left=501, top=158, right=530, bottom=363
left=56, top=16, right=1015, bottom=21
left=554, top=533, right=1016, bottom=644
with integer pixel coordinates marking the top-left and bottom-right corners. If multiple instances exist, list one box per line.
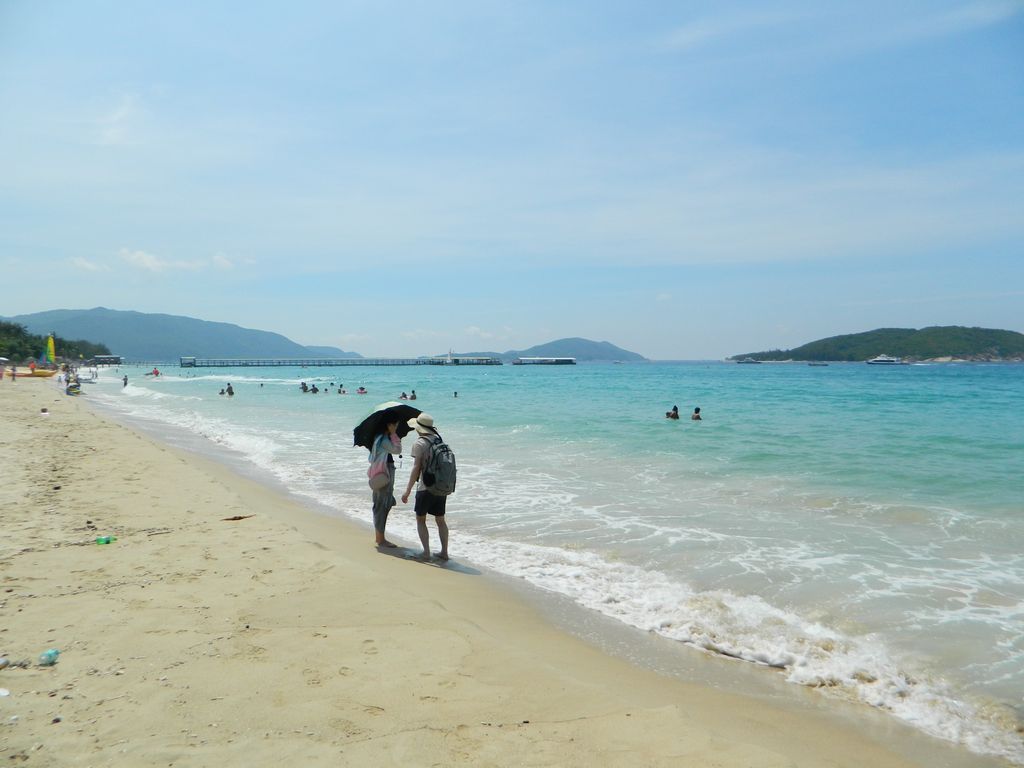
left=0, top=380, right=1008, bottom=767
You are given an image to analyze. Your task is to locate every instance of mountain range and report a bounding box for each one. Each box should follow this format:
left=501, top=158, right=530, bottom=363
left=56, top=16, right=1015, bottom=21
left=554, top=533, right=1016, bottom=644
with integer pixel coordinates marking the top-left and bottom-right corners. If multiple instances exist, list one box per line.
left=3, top=308, right=359, bottom=361
left=3, top=308, right=645, bottom=362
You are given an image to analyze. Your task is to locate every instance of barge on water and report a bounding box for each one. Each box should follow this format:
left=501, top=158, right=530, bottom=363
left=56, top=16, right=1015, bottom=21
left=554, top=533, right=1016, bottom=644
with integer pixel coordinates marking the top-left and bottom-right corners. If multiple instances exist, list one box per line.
left=179, top=356, right=503, bottom=368
left=512, top=357, right=576, bottom=365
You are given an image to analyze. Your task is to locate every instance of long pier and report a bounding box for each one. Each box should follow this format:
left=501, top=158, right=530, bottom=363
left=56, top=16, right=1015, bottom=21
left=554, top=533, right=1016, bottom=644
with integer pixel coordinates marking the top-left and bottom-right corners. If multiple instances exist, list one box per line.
left=179, top=356, right=502, bottom=368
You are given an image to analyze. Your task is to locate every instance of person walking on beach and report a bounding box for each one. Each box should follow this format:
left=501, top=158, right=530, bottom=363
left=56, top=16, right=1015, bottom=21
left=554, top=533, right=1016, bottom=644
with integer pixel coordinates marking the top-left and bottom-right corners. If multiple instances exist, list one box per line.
left=369, top=418, right=403, bottom=548
left=401, top=413, right=451, bottom=561
left=122, top=375, right=128, bottom=388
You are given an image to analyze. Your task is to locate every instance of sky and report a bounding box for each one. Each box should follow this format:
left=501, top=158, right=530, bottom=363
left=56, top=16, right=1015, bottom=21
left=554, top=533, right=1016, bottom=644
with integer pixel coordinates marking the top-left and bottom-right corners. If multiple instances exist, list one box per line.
left=1, top=1, right=1022, bottom=359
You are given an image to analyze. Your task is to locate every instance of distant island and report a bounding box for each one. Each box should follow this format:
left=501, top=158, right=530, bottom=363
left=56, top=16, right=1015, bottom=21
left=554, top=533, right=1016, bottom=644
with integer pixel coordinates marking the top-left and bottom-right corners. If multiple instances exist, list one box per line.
left=450, top=338, right=646, bottom=363
left=730, top=326, right=1024, bottom=362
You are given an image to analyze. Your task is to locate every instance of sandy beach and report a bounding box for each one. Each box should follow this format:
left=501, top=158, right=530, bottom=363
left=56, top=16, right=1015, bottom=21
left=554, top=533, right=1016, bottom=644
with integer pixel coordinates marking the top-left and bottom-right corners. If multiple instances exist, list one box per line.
left=0, top=379, right=1007, bottom=767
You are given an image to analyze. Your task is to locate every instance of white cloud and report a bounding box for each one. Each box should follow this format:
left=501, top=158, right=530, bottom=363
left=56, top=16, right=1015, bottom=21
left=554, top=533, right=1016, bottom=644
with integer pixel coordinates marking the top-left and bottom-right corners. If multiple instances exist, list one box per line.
left=119, top=248, right=204, bottom=272
left=97, top=94, right=142, bottom=146
left=120, top=248, right=161, bottom=271
left=464, top=325, right=511, bottom=340
left=661, top=3, right=1022, bottom=63
left=71, top=256, right=107, bottom=272
left=212, top=252, right=234, bottom=269
left=662, top=10, right=796, bottom=51
left=527, top=149, right=1024, bottom=266
left=897, top=1, right=1023, bottom=42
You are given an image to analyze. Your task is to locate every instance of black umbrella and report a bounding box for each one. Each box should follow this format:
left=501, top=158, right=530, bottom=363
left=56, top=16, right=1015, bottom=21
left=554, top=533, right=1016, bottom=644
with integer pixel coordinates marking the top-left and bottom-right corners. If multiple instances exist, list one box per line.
left=353, top=401, right=422, bottom=450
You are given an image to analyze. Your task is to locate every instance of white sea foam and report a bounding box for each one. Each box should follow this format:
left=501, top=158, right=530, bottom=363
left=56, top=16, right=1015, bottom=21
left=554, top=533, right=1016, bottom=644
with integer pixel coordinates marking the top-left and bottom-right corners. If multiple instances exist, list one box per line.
left=448, top=534, right=1024, bottom=764
left=155, top=373, right=320, bottom=384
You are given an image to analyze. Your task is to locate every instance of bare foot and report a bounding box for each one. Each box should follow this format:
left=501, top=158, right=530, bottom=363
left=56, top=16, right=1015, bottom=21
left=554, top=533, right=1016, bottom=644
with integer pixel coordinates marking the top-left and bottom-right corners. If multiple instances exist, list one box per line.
left=405, top=551, right=430, bottom=561
left=435, top=553, right=449, bottom=562
left=376, top=540, right=398, bottom=549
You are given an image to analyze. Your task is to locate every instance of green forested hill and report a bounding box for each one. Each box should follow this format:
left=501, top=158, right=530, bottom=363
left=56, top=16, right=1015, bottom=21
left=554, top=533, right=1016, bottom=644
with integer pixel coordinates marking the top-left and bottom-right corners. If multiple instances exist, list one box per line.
left=0, top=321, right=111, bottom=362
left=730, top=326, right=1024, bottom=362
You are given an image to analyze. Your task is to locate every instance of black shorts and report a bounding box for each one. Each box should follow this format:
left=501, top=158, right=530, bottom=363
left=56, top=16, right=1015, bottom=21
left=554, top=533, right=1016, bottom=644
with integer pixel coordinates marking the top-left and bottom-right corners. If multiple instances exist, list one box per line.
left=414, top=490, right=447, bottom=517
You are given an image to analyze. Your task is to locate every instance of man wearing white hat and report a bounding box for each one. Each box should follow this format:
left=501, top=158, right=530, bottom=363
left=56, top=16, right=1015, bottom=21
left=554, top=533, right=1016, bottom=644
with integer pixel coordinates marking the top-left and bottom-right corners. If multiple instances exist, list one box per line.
left=401, top=413, right=450, bottom=561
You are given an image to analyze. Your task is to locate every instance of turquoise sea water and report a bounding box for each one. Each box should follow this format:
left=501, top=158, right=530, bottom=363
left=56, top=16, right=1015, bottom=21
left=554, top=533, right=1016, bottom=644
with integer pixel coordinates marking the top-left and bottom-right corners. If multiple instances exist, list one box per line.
left=85, top=361, right=1024, bottom=763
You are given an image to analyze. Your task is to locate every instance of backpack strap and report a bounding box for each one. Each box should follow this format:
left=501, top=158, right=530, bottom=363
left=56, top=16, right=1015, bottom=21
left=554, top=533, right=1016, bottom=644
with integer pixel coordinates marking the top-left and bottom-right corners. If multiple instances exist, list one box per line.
left=416, top=434, right=434, bottom=465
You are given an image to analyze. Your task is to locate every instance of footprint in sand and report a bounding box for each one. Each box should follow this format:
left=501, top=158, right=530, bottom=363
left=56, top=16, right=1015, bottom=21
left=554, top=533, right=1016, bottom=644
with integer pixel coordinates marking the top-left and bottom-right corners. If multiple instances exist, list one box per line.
left=361, top=640, right=377, bottom=656
left=328, top=718, right=365, bottom=737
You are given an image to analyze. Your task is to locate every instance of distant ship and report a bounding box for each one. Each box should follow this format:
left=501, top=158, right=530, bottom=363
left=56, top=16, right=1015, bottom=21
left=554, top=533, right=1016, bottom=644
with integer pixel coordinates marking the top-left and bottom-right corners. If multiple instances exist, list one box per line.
left=736, top=357, right=762, bottom=364
left=866, top=354, right=907, bottom=365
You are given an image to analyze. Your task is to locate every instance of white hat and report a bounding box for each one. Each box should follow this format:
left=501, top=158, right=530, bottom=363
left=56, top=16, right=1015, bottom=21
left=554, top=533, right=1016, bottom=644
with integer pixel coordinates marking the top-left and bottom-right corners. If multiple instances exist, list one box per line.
left=408, top=413, right=437, bottom=435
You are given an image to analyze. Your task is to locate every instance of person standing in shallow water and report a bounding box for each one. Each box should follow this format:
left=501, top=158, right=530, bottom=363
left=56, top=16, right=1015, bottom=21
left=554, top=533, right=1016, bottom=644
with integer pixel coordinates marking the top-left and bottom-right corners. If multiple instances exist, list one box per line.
left=369, top=419, right=402, bottom=548
left=401, top=413, right=450, bottom=561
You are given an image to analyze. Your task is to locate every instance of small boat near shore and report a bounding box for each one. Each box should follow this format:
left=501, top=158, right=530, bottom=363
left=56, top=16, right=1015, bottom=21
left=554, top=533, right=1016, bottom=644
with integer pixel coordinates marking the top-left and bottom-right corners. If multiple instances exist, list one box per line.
left=736, top=357, right=762, bottom=364
left=866, top=354, right=907, bottom=365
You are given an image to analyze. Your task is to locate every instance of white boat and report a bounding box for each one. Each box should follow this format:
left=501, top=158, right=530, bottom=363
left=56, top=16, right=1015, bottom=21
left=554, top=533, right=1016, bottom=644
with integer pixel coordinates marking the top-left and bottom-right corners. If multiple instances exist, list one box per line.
left=866, top=354, right=906, bottom=365
left=736, top=357, right=762, bottom=364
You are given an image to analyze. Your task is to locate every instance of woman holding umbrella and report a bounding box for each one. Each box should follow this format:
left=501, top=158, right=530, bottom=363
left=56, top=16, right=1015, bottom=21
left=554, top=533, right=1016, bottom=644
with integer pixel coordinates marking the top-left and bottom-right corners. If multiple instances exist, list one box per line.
left=368, top=418, right=403, bottom=547
left=355, top=402, right=421, bottom=548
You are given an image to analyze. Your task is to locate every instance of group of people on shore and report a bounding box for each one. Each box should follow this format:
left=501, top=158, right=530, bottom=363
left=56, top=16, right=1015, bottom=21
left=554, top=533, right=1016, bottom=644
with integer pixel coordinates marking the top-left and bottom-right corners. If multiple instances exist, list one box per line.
left=1, top=364, right=98, bottom=385
left=666, top=405, right=701, bottom=420
left=369, top=412, right=450, bottom=562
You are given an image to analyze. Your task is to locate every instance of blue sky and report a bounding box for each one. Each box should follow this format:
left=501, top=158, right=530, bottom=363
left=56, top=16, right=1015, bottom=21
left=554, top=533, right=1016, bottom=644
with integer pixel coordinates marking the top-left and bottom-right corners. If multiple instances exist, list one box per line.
left=1, top=1, right=1021, bottom=359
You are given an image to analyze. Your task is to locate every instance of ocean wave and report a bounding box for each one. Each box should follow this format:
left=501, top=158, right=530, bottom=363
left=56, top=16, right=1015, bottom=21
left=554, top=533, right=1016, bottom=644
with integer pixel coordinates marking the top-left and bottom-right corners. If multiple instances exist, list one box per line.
left=453, top=535, right=1024, bottom=764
